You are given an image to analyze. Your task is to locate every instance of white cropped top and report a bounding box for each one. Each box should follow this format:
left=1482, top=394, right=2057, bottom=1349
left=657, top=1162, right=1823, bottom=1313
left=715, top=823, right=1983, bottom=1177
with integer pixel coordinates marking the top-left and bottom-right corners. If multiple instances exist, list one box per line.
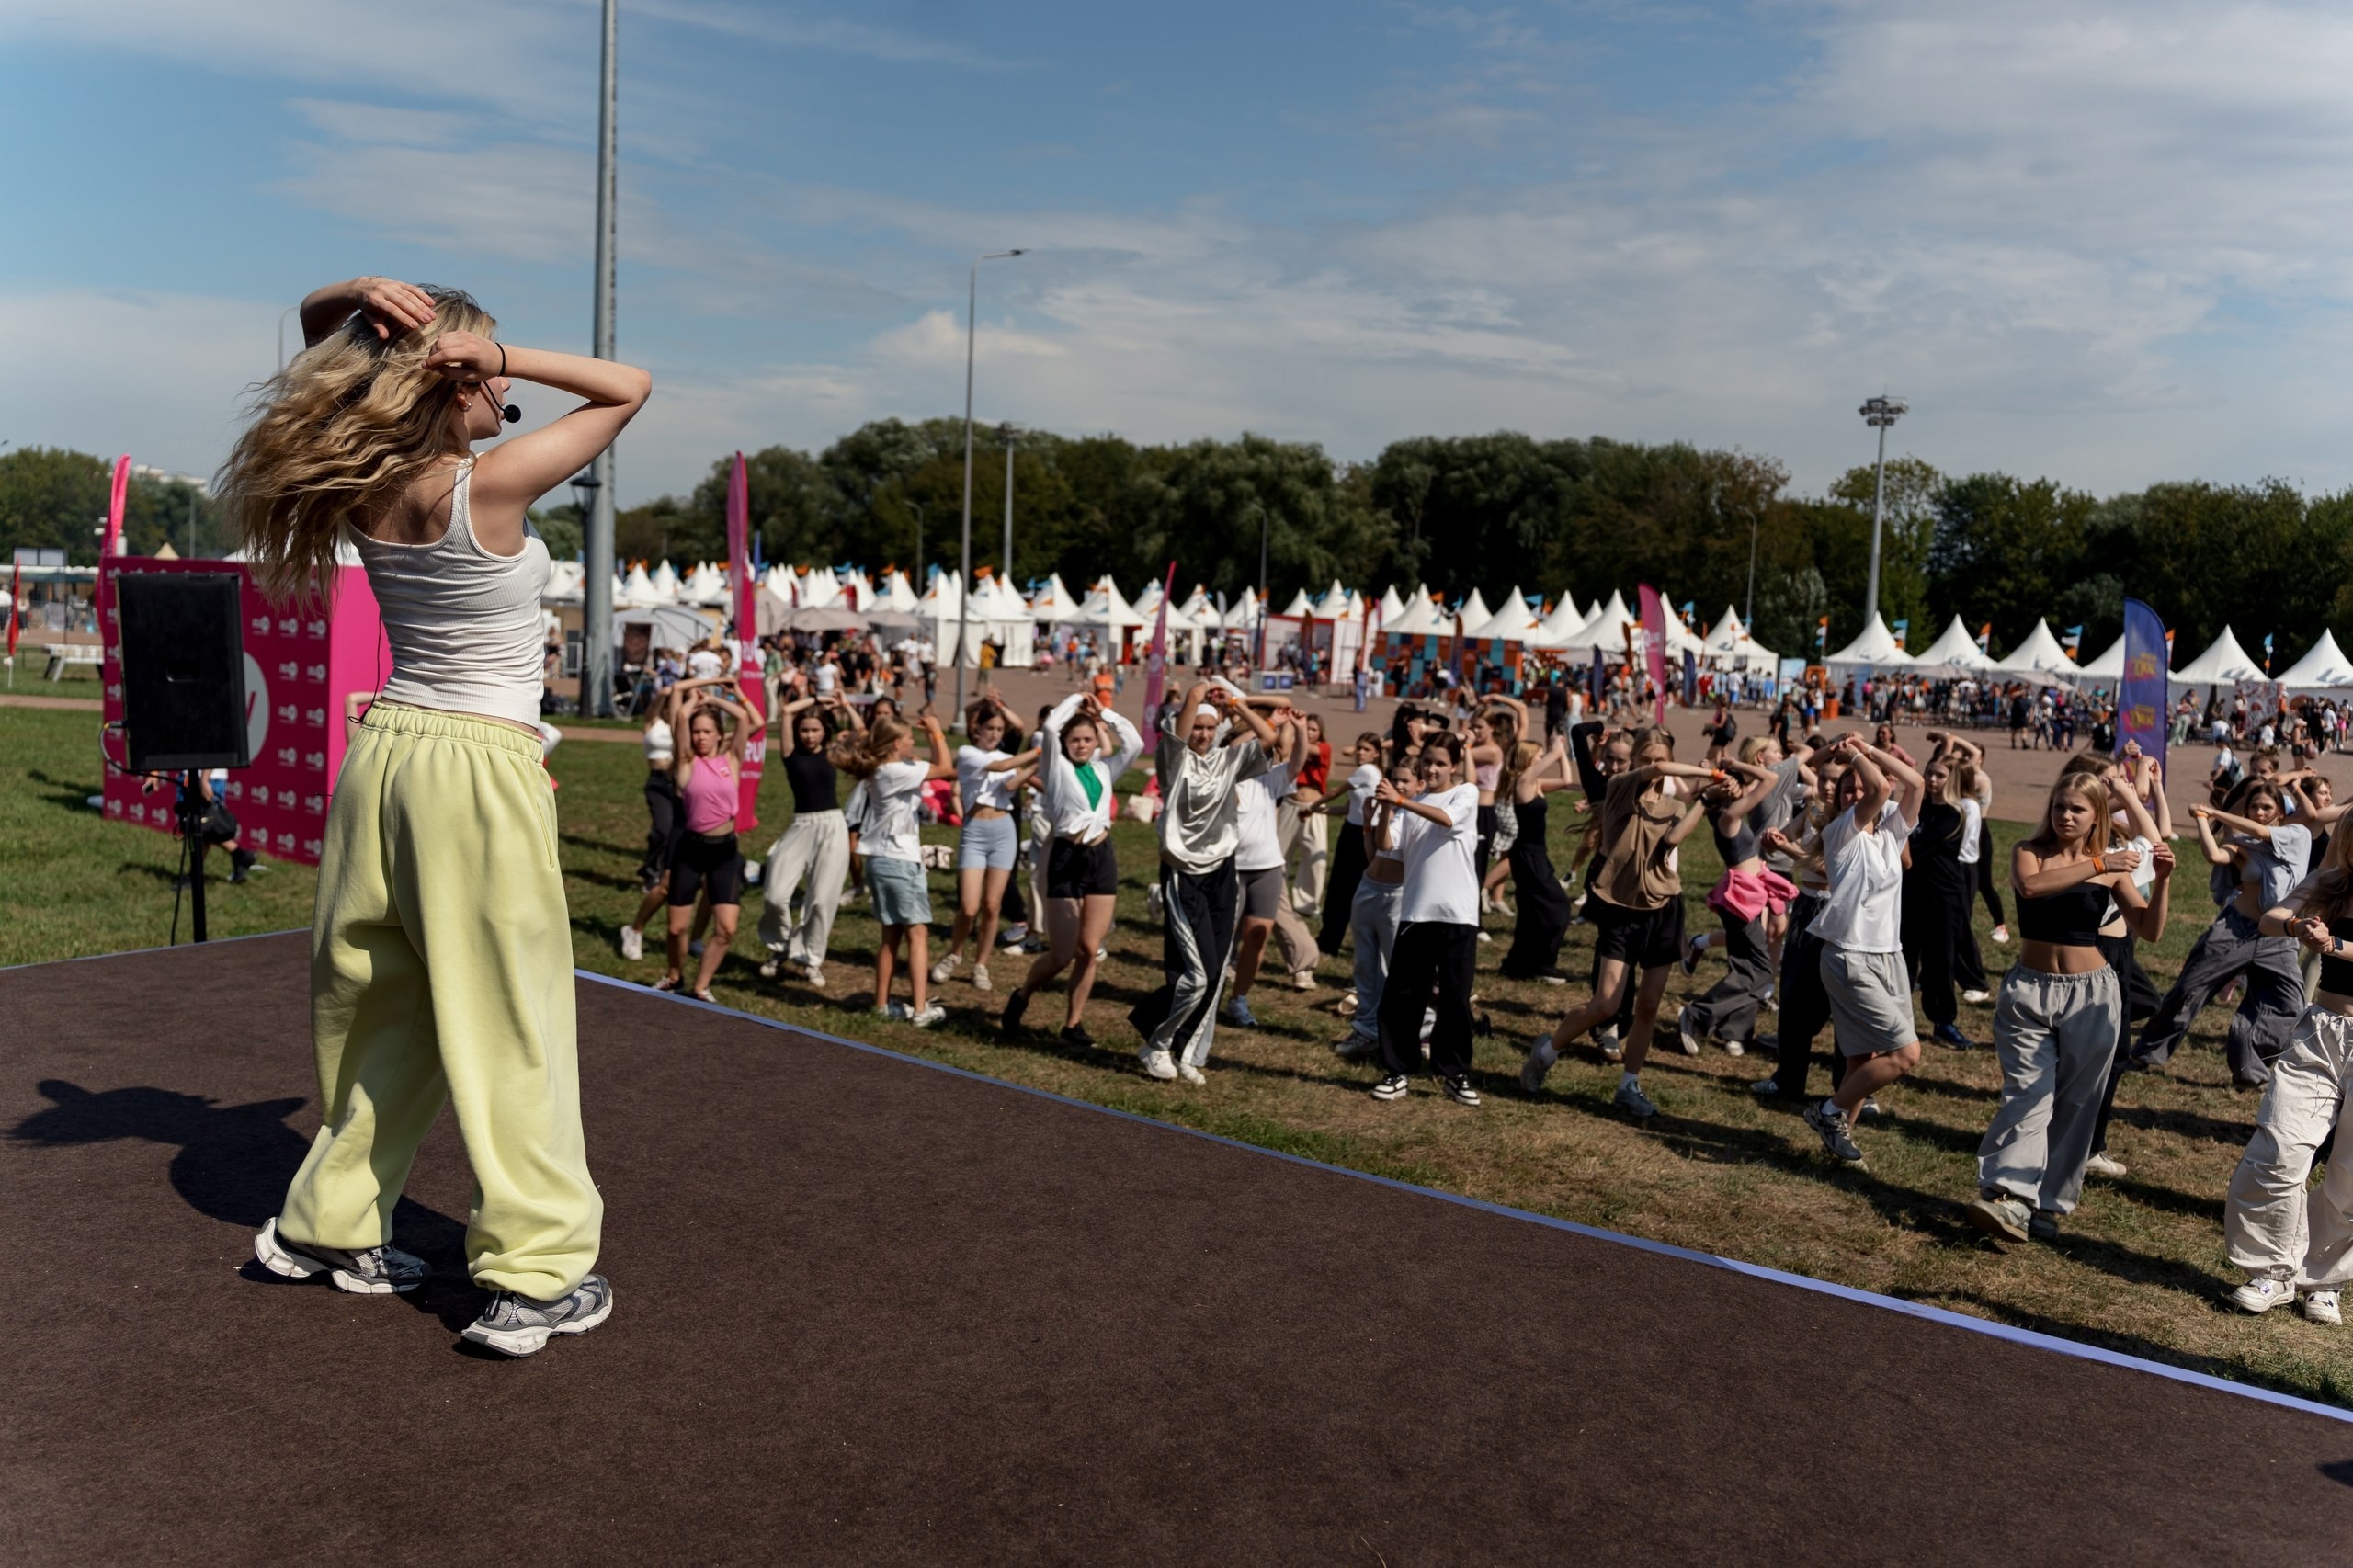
left=348, top=458, right=551, bottom=728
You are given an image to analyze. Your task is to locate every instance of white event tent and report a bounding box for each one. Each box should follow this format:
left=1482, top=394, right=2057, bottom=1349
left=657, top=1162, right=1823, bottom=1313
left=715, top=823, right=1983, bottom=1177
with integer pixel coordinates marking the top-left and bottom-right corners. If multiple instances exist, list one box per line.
left=2171, top=626, right=2268, bottom=689
left=1909, top=615, right=2000, bottom=677
left=1824, top=613, right=1915, bottom=671
left=1995, top=619, right=2083, bottom=687
left=2277, top=631, right=2353, bottom=693
left=1561, top=590, right=1637, bottom=653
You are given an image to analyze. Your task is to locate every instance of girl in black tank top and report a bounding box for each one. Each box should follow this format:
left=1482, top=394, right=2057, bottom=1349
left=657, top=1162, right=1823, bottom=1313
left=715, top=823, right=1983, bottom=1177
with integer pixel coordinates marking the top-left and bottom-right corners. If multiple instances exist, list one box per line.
left=2234, top=835, right=2353, bottom=1318
left=1965, top=775, right=2170, bottom=1246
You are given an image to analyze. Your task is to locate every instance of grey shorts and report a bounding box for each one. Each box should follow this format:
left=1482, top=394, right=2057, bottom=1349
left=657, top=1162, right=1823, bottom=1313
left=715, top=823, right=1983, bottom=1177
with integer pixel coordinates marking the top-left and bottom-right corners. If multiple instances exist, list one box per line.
left=864, top=855, right=932, bottom=928
left=1820, top=946, right=1916, bottom=1057
left=957, top=813, right=1018, bottom=871
left=1239, top=865, right=1286, bottom=921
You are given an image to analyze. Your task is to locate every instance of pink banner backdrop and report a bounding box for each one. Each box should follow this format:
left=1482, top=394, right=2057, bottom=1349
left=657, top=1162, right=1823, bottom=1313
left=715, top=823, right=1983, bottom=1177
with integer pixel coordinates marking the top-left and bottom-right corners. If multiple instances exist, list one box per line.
left=1636, top=584, right=1669, bottom=724
left=100, top=558, right=389, bottom=867
left=725, top=450, right=767, bottom=833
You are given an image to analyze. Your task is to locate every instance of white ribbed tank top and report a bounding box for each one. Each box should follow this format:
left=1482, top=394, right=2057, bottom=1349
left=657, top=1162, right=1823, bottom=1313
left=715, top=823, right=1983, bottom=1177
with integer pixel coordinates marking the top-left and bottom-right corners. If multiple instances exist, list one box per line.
left=349, top=458, right=551, bottom=727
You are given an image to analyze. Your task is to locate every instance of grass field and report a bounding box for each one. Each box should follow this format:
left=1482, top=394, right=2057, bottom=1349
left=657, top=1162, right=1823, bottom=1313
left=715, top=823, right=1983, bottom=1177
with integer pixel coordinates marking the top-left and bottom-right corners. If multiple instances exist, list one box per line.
left=6, top=703, right=2348, bottom=1408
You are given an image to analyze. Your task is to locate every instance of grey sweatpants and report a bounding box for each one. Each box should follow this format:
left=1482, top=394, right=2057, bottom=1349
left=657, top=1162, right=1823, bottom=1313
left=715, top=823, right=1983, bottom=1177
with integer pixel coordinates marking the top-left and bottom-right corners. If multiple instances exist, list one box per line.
left=1684, top=912, right=1772, bottom=1044
left=2226, top=1008, right=2353, bottom=1288
left=2133, top=908, right=2305, bottom=1085
left=1978, top=964, right=2122, bottom=1216
left=1344, top=875, right=1403, bottom=1048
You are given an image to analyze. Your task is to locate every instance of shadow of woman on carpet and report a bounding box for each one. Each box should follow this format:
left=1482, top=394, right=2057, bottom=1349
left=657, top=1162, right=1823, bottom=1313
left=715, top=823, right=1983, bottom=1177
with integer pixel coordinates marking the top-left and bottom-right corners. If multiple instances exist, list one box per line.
left=8, top=1079, right=483, bottom=1333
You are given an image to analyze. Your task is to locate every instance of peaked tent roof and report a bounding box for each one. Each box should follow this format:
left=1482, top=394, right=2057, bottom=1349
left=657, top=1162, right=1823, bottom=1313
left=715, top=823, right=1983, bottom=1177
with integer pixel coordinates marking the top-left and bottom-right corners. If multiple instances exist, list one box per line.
left=1027, top=573, right=1080, bottom=620
left=1376, top=585, right=1409, bottom=625
left=1384, top=585, right=1444, bottom=637
left=2075, top=634, right=2128, bottom=683
left=1824, top=613, right=1915, bottom=668
left=2277, top=630, right=2353, bottom=691
left=1995, top=619, right=2084, bottom=686
left=1469, top=585, right=1543, bottom=642
left=1452, top=588, right=1493, bottom=631
left=1559, top=589, right=1636, bottom=652
left=2171, top=625, right=2268, bottom=686
left=1527, top=594, right=1589, bottom=651
left=1702, top=606, right=1747, bottom=653
left=1911, top=614, right=2000, bottom=675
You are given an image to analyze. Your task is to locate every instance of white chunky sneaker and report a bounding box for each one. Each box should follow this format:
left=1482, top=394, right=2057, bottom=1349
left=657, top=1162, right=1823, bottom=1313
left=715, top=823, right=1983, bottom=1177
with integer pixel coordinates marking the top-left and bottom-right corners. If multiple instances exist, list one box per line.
left=461, top=1274, right=614, bottom=1358
left=254, top=1217, right=429, bottom=1295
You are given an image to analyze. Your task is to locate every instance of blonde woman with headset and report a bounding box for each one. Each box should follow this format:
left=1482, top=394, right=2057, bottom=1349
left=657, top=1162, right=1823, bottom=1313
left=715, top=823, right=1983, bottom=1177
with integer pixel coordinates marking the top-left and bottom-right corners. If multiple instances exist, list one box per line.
left=228, top=276, right=650, bottom=1357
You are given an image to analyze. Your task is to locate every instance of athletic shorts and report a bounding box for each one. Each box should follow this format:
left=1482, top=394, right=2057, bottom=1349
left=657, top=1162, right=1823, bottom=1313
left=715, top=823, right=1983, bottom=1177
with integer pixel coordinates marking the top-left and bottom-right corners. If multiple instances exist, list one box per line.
left=864, top=855, right=933, bottom=927
left=1587, top=892, right=1685, bottom=969
left=668, top=832, right=743, bottom=908
left=1238, top=864, right=1287, bottom=921
left=957, top=813, right=1019, bottom=872
left=1046, top=836, right=1119, bottom=899
left=1821, top=947, right=1915, bottom=1057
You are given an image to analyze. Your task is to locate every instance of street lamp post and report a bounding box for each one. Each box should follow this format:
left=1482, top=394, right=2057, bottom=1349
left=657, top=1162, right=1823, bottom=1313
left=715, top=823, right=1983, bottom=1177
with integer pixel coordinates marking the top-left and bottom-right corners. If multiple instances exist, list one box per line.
left=999, top=422, right=1019, bottom=584
left=956, top=248, right=1027, bottom=729
left=570, top=471, right=601, bottom=707
left=581, top=0, right=621, bottom=718
left=908, top=499, right=924, bottom=583
left=277, top=305, right=300, bottom=371
left=1858, top=395, right=1907, bottom=629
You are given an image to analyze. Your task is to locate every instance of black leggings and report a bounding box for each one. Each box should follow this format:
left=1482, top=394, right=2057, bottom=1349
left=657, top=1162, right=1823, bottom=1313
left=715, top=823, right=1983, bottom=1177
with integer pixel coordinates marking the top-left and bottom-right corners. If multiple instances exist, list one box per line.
left=1318, top=823, right=1369, bottom=954
left=1769, top=892, right=1846, bottom=1099
left=1975, top=820, right=2005, bottom=927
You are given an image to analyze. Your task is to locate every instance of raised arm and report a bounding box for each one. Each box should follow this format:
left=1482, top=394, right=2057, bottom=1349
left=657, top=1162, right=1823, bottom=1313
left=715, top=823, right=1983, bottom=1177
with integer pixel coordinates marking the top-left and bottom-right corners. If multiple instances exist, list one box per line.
left=918, top=713, right=955, bottom=781
left=771, top=695, right=817, bottom=757
left=1568, top=720, right=1608, bottom=801
left=299, top=276, right=438, bottom=347
left=1663, top=791, right=1716, bottom=850
left=2014, top=839, right=2142, bottom=897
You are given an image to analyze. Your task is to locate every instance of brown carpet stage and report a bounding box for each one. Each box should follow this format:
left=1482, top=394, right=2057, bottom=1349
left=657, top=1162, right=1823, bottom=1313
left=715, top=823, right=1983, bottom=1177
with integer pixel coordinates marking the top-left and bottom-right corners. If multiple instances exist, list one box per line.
left=5, top=935, right=2350, bottom=1564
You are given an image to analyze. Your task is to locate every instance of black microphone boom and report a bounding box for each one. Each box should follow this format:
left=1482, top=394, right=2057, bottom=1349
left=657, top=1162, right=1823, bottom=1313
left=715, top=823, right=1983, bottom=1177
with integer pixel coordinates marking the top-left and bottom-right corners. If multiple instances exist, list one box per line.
left=501, top=402, right=521, bottom=424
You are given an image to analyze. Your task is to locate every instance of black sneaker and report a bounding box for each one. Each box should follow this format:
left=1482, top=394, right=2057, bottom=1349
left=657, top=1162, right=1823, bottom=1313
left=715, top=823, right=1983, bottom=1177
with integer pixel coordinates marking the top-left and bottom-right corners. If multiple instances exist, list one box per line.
left=253, top=1216, right=429, bottom=1295
left=1441, top=1074, right=1481, bottom=1107
left=461, top=1274, right=615, bottom=1358
left=1802, top=1099, right=1864, bottom=1162
left=1370, top=1074, right=1411, bottom=1101
left=1059, top=1023, right=1097, bottom=1049
left=1000, top=989, right=1030, bottom=1036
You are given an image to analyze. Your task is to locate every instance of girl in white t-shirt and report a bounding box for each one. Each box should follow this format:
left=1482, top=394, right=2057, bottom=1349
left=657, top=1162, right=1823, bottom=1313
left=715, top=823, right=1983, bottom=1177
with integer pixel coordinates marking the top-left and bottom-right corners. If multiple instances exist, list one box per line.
left=930, top=697, right=1034, bottom=993
left=1369, top=733, right=1485, bottom=1107
left=836, top=711, right=956, bottom=1027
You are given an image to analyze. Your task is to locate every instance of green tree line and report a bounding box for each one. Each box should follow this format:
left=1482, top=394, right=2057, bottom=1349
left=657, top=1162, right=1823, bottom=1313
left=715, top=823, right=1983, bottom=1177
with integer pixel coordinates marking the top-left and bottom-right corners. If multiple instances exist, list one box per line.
left=14, top=431, right=2353, bottom=670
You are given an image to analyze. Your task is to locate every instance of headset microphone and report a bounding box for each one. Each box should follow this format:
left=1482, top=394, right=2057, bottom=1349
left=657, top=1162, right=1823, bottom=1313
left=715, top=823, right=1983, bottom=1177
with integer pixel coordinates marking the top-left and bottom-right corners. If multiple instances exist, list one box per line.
left=501, top=402, right=521, bottom=424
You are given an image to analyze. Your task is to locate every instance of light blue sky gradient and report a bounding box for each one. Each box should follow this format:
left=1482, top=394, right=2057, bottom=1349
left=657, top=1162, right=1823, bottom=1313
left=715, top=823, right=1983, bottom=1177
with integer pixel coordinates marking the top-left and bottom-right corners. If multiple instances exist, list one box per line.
left=6, top=0, right=2351, bottom=506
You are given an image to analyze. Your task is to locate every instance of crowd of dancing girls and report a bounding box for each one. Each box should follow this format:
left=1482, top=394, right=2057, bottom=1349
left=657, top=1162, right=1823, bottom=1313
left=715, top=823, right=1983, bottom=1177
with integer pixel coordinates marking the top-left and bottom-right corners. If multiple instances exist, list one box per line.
left=607, top=665, right=2353, bottom=1329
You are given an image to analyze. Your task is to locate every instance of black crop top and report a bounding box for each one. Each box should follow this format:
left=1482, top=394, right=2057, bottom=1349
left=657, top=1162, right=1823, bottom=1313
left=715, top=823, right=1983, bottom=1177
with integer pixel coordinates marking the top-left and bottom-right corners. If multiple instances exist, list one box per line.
left=783, top=750, right=838, bottom=814
left=2017, top=880, right=2112, bottom=946
left=2319, top=916, right=2353, bottom=996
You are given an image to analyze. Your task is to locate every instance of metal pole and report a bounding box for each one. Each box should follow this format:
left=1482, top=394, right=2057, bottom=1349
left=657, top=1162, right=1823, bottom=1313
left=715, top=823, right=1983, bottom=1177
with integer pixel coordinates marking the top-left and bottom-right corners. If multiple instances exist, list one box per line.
left=910, top=500, right=923, bottom=582
left=1256, top=504, right=1269, bottom=668
left=277, top=305, right=299, bottom=371
left=1865, top=419, right=1887, bottom=628
left=582, top=0, right=620, bottom=718
left=954, top=249, right=1025, bottom=729
left=1744, top=507, right=1758, bottom=631
left=1000, top=423, right=1017, bottom=583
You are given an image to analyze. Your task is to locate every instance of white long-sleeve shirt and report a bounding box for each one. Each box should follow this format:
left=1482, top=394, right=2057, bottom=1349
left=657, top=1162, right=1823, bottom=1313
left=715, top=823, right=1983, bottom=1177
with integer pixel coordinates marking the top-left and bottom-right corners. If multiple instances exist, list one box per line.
left=1037, top=693, right=1143, bottom=843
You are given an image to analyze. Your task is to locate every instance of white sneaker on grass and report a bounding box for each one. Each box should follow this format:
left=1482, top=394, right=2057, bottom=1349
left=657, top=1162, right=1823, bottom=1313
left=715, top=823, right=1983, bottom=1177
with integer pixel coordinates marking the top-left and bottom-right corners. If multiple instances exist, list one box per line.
left=2231, top=1276, right=2299, bottom=1315
left=1177, top=1062, right=1207, bottom=1085
left=1676, top=1006, right=1702, bottom=1056
left=906, top=1003, right=946, bottom=1028
left=928, top=954, right=962, bottom=984
left=1370, top=1074, right=1412, bottom=1101
left=618, top=925, right=644, bottom=961
left=2302, top=1288, right=2342, bottom=1326
left=2083, top=1151, right=2128, bottom=1179
left=1518, top=1040, right=1554, bottom=1094
left=1141, top=1047, right=1178, bottom=1081
left=972, top=963, right=993, bottom=992
left=804, top=960, right=826, bottom=988
left=1965, top=1193, right=2029, bottom=1241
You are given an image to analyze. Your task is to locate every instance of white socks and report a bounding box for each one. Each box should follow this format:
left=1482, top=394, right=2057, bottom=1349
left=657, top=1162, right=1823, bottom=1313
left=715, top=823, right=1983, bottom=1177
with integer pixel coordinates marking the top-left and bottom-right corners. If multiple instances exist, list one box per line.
left=1534, top=1039, right=1560, bottom=1067
left=1620, top=1070, right=1640, bottom=1091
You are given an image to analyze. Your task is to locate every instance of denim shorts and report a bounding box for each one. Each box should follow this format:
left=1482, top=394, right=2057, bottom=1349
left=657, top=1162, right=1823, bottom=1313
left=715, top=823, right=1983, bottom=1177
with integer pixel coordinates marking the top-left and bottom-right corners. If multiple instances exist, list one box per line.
left=864, top=855, right=932, bottom=928
left=957, top=813, right=1018, bottom=871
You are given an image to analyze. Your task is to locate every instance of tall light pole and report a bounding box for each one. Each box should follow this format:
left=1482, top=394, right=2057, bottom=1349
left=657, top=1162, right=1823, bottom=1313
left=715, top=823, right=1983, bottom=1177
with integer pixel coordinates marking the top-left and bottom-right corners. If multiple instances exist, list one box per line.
left=998, top=422, right=1020, bottom=582
left=581, top=0, right=620, bottom=717
left=908, top=499, right=924, bottom=583
left=956, top=248, right=1027, bottom=728
left=277, top=305, right=299, bottom=371
left=1255, top=502, right=1270, bottom=668
left=1858, top=395, right=1906, bottom=630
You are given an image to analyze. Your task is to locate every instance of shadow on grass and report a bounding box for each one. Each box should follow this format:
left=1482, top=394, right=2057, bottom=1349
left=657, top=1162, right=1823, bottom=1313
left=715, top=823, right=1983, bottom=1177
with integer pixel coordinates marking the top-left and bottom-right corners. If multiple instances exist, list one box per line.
left=25, top=768, right=103, bottom=813
left=560, top=831, right=643, bottom=860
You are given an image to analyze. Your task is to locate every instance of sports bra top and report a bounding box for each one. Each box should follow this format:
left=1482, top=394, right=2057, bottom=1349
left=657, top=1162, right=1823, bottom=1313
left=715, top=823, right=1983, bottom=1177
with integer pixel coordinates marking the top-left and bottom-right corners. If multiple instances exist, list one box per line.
left=643, top=718, right=674, bottom=767
left=1711, top=814, right=1759, bottom=865
left=2018, top=879, right=2111, bottom=947
left=2319, top=916, right=2353, bottom=996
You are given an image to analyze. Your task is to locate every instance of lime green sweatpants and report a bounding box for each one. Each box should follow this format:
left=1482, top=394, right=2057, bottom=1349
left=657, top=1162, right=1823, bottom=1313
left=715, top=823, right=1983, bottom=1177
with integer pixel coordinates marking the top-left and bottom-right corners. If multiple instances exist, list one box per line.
left=277, top=701, right=601, bottom=1301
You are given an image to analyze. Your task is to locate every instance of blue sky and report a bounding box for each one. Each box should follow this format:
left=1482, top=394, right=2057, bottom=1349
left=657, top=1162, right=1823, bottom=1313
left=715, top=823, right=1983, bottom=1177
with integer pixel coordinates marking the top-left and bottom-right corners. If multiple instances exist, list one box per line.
left=6, top=0, right=2353, bottom=506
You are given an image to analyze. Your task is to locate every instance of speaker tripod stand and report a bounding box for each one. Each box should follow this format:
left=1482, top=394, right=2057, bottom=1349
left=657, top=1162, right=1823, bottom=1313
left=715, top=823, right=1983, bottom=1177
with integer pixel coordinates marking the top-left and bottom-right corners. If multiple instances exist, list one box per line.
left=175, top=769, right=210, bottom=945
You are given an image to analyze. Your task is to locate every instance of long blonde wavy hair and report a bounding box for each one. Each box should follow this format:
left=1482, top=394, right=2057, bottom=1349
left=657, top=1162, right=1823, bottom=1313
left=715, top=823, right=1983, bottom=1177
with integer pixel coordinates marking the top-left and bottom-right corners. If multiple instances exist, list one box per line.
left=215, top=287, right=496, bottom=607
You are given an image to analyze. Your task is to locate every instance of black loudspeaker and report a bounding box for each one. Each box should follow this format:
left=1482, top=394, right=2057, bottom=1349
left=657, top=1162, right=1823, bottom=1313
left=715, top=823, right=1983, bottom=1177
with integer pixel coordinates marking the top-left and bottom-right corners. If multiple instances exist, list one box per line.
left=119, top=574, right=250, bottom=772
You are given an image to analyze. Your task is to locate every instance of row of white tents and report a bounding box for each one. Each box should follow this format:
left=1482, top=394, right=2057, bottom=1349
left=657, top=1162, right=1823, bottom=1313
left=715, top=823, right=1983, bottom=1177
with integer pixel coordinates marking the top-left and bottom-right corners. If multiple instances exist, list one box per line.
left=544, top=557, right=2353, bottom=693
left=1821, top=610, right=2353, bottom=695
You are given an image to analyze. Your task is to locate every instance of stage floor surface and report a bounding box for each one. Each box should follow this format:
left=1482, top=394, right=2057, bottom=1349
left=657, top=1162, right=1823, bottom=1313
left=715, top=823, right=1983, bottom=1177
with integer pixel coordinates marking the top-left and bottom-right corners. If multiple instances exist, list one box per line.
left=6, top=934, right=2350, bottom=1563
